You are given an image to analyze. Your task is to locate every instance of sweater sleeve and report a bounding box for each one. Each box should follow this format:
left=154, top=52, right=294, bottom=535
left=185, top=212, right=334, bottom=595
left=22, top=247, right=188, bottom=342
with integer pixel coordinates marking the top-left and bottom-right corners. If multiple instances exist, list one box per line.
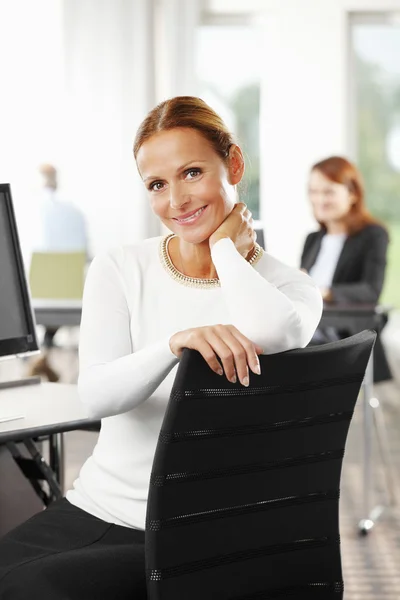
left=78, top=251, right=179, bottom=419
left=211, top=238, right=323, bottom=353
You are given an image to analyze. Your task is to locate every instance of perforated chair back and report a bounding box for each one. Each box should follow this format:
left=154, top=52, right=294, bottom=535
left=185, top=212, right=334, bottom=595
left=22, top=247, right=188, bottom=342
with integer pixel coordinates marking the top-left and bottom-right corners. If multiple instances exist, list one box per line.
left=145, top=330, right=376, bottom=600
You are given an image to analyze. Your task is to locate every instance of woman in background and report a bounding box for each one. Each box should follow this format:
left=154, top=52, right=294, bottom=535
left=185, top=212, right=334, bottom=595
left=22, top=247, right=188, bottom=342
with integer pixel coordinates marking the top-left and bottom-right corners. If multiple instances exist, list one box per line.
left=301, top=155, right=391, bottom=381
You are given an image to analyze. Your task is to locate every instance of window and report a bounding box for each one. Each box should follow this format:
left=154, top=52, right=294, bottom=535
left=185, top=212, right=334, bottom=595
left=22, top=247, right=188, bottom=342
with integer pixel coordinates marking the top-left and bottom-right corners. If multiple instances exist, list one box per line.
left=351, top=14, right=400, bottom=307
left=196, top=17, right=261, bottom=219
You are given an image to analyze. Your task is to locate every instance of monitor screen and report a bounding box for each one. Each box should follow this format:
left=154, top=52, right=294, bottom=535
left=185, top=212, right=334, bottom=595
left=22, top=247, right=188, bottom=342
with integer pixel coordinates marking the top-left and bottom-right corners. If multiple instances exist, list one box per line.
left=0, top=184, right=38, bottom=358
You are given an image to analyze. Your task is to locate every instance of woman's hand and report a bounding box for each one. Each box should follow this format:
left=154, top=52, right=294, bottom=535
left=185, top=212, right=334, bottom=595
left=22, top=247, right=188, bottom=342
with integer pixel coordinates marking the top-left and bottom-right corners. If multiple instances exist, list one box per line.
left=320, top=287, right=333, bottom=302
left=209, top=203, right=256, bottom=259
left=169, top=324, right=263, bottom=387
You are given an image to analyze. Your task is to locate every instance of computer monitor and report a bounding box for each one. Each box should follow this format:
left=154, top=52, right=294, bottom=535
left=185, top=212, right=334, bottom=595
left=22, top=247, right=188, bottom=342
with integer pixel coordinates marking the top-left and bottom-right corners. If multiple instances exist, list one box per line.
left=0, top=184, right=38, bottom=359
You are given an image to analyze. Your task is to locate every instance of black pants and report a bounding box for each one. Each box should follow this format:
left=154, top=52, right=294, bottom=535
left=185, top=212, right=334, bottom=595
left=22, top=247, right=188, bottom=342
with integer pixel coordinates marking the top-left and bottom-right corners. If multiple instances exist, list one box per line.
left=0, top=499, right=146, bottom=599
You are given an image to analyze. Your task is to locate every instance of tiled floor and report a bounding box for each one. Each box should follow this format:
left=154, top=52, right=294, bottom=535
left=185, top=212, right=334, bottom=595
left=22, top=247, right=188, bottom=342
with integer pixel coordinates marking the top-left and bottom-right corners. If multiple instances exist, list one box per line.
left=339, top=394, right=400, bottom=599
left=1, top=333, right=400, bottom=599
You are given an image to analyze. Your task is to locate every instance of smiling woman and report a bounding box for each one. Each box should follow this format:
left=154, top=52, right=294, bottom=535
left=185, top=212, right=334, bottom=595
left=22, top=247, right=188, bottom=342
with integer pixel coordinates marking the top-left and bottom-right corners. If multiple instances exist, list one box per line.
left=0, top=96, right=323, bottom=600
left=302, top=156, right=388, bottom=304
left=137, top=128, right=239, bottom=248
left=136, top=128, right=248, bottom=279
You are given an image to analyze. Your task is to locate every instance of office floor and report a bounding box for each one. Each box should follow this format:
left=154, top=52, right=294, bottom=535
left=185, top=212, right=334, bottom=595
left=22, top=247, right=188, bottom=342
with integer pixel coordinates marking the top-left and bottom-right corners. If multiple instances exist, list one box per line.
left=1, top=328, right=400, bottom=599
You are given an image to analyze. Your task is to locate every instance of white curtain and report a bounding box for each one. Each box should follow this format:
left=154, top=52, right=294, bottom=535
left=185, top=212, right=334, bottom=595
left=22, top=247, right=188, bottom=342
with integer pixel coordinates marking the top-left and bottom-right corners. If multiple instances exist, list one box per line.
left=62, top=0, right=204, bottom=250
left=61, top=0, right=161, bottom=252
left=0, top=0, right=204, bottom=255
left=155, top=0, right=202, bottom=101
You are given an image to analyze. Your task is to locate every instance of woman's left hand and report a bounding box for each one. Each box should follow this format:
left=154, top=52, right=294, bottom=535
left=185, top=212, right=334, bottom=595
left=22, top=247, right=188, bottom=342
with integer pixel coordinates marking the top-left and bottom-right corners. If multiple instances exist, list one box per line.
left=209, top=203, right=256, bottom=259
left=320, top=287, right=333, bottom=302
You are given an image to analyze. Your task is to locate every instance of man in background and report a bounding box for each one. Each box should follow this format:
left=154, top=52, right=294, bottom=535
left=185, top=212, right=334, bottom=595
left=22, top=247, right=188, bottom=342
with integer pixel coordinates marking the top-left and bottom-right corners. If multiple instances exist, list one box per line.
left=28, top=164, right=88, bottom=380
left=32, top=164, right=87, bottom=253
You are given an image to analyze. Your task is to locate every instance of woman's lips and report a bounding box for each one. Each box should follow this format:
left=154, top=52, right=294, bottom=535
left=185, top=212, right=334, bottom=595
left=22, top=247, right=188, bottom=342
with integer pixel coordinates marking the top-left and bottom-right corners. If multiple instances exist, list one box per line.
left=172, top=205, right=208, bottom=226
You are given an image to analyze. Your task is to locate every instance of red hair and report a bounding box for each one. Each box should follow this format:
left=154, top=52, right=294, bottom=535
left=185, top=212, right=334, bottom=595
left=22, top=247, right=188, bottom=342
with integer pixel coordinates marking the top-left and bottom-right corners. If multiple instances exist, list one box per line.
left=311, top=156, right=383, bottom=235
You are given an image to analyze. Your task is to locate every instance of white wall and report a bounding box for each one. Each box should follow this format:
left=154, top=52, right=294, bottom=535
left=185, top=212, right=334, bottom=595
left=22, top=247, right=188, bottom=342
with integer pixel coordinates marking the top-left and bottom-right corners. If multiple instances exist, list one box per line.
left=206, top=0, right=400, bottom=266
left=259, top=0, right=348, bottom=266
left=207, top=0, right=400, bottom=13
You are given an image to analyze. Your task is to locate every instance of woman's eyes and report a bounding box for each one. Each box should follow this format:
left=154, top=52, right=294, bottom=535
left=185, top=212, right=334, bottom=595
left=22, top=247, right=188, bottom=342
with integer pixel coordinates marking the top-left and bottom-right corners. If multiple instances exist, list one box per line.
left=149, top=181, right=164, bottom=192
left=309, top=189, right=335, bottom=197
left=148, top=168, right=202, bottom=192
left=185, top=168, right=201, bottom=179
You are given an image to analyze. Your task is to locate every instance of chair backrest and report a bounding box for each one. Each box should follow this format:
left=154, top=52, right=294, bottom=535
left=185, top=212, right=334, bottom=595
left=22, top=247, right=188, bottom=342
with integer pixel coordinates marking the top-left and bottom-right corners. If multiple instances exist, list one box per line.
left=29, top=252, right=86, bottom=300
left=145, top=330, right=376, bottom=600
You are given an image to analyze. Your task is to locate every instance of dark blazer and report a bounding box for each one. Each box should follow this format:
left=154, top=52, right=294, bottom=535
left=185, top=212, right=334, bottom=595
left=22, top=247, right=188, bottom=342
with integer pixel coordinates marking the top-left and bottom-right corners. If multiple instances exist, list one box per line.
left=301, top=224, right=389, bottom=304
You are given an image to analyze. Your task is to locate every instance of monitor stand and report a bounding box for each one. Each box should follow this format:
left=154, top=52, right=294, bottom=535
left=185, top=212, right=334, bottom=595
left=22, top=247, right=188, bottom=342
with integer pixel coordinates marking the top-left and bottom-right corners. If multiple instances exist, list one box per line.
left=0, top=376, right=41, bottom=391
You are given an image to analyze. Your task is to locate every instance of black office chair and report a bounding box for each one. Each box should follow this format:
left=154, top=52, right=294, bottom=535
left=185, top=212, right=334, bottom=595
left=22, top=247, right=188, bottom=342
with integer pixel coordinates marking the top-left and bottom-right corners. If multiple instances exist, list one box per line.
left=145, top=330, right=376, bottom=600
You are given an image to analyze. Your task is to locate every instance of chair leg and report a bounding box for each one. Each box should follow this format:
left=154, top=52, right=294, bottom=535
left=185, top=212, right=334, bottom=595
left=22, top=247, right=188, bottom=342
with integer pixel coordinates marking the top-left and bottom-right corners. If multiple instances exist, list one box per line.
left=6, top=440, right=62, bottom=506
left=49, top=433, right=65, bottom=494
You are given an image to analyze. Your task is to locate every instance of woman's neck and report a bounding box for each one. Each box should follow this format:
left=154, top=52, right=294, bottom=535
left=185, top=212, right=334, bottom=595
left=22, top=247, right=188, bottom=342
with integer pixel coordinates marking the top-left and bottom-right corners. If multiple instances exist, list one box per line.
left=325, top=220, right=347, bottom=235
left=169, top=235, right=218, bottom=279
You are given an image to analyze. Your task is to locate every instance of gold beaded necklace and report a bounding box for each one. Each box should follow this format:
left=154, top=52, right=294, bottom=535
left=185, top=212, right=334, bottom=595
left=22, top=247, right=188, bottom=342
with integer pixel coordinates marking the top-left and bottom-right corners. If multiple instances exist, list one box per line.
left=159, top=233, right=264, bottom=289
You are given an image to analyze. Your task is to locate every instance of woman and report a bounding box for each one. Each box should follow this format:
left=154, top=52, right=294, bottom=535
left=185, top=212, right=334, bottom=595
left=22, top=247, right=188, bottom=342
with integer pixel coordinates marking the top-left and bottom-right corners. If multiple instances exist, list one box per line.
left=302, top=156, right=388, bottom=303
left=301, top=156, right=391, bottom=380
left=0, top=97, right=322, bottom=599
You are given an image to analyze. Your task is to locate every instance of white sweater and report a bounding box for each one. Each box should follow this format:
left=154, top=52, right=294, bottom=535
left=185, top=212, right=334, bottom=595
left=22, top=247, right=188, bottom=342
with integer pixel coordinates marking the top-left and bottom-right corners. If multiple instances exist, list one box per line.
left=67, top=236, right=322, bottom=529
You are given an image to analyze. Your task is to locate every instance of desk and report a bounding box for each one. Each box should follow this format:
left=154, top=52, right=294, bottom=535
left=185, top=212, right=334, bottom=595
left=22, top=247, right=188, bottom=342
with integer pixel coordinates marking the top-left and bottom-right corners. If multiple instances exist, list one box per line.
left=321, top=304, right=394, bottom=534
left=320, top=303, right=387, bottom=334
left=33, top=299, right=82, bottom=328
left=33, top=301, right=386, bottom=333
left=0, top=383, right=99, bottom=504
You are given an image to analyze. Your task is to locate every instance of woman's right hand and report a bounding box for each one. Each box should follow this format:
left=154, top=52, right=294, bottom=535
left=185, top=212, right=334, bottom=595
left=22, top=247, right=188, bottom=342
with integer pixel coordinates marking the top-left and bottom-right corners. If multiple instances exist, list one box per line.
left=169, top=325, right=263, bottom=387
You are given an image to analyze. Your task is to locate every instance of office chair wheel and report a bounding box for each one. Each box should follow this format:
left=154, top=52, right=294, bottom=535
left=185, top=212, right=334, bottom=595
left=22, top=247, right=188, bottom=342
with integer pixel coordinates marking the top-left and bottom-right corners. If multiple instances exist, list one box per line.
left=358, top=518, right=374, bottom=536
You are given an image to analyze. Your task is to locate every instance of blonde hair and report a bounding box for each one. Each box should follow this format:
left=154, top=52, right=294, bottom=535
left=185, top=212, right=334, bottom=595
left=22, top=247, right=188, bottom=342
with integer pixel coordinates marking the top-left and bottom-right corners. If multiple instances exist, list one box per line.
left=133, top=96, right=235, bottom=162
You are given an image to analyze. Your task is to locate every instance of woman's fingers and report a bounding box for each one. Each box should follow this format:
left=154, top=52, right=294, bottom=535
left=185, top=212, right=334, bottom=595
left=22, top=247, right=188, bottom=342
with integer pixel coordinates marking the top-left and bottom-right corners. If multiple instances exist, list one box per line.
left=180, top=325, right=263, bottom=386
left=228, top=326, right=262, bottom=376
left=213, top=327, right=250, bottom=386
left=207, top=332, right=237, bottom=383
left=193, top=337, right=224, bottom=376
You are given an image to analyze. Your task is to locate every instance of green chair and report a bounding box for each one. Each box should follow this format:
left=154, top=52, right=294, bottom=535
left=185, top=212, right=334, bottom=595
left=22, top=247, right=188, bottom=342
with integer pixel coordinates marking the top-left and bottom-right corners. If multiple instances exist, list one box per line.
left=29, top=252, right=86, bottom=300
